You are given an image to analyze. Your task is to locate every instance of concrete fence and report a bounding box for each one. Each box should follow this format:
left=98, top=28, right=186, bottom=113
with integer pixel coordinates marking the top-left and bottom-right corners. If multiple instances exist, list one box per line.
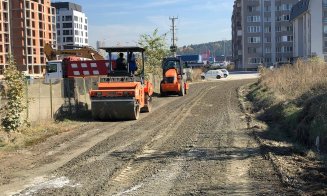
left=0, top=74, right=161, bottom=123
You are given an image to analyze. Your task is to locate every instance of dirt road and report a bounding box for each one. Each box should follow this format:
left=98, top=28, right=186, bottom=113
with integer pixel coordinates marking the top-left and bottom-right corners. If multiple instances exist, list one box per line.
left=1, top=78, right=292, bottom=195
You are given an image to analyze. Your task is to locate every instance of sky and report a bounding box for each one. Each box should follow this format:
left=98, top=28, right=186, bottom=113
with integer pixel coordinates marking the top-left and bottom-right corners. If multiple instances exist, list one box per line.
left=57, top=0, right=234, bottom=47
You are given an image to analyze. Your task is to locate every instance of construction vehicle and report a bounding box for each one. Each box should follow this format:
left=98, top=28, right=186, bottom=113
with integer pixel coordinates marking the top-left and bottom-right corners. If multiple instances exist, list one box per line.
left=160, top=57, right=189, bottom=96
left=89, top=46, right=153, bottom=120
left=44, top=44, right=106, bottom=83
left=44, top=43, right=104, bottom=61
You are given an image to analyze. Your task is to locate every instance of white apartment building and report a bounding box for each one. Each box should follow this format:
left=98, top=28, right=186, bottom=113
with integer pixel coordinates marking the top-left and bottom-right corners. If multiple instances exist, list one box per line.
left=52, top=2, right=88, bottom=50
left=291, top=0, right=326, bottom=61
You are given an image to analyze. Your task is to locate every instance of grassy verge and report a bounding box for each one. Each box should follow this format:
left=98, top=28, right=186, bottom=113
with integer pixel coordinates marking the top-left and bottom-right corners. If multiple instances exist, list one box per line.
left=248, top=58, right=327, bottom=152
left=0, top=120, right=83, bottom=151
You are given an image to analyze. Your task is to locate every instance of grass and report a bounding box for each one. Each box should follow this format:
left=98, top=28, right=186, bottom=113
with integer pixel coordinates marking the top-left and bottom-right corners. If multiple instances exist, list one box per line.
left=0, top=120, right=82, bottom=151
left=248, top=58, right=327, bottom=152
left=191, top=67, right=204, bottom=81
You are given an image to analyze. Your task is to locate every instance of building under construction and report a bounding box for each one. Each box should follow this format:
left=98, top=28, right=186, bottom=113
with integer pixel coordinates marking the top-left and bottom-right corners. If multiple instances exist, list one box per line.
left=0, top=0, right=56, bottom=75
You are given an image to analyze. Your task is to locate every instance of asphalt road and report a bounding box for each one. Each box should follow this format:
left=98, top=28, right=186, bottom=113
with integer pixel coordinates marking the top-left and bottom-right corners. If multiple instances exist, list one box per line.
left=1, top=76, right=292, bottom=195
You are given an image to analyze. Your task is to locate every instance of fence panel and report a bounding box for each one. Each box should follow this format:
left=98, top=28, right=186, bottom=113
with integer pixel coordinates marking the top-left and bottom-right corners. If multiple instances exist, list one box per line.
left=2, top=75, right=161, bottom=124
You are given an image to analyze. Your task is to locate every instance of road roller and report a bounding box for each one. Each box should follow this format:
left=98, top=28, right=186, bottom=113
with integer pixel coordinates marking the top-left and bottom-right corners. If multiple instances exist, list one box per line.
left=160, top=57, right=189, bottom=96
left=89, top=47, right=153, bottom=121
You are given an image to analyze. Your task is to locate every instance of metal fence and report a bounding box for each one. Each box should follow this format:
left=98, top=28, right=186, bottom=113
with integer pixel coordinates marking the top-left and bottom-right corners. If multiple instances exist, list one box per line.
left=0, top=75, right=161, bottom=123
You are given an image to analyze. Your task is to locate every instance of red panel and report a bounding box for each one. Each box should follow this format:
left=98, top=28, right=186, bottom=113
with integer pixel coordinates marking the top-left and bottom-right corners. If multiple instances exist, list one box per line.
left=66, top=60, right=117, bottom=78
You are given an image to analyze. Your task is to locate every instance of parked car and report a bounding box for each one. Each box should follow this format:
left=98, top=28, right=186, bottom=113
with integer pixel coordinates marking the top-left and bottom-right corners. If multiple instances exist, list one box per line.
left=201, top=69, right=224, bottom=80
left=219, top=69, right=229, bottom=78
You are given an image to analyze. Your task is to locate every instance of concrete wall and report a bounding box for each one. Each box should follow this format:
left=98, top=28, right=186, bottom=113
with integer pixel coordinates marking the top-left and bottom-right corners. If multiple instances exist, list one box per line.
left=1, top=75, right=162, bottom=123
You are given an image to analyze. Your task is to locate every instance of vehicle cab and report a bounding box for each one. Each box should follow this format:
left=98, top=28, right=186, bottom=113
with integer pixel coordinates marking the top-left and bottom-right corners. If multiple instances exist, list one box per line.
left=45, top=60, right=63, bottom=84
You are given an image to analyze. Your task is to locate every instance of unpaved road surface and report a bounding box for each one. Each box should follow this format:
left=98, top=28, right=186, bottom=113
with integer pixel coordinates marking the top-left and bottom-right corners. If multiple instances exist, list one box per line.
left=0, top=78, right=293, bottom=195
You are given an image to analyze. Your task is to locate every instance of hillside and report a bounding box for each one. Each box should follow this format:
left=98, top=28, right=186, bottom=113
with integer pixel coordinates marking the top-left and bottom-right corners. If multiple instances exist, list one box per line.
left=177, top=40, right=232, bottom=57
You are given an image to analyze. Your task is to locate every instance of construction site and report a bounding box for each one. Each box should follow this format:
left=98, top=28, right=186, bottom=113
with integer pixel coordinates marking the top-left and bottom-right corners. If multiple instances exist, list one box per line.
left=1, top=1, right=327, bottom=195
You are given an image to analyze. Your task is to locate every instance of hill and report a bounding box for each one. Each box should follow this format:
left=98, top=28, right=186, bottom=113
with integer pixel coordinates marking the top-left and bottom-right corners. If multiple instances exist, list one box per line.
left=177, top=40, right=232, bottom=58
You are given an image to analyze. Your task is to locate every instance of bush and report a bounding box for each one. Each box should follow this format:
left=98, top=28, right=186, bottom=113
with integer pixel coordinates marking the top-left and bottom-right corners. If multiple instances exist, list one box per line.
left=0, top=56, right=26, bottom=132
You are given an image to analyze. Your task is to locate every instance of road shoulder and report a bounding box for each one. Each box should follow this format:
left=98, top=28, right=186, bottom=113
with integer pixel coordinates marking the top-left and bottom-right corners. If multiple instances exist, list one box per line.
left=238, top=83, right=327, bottom=195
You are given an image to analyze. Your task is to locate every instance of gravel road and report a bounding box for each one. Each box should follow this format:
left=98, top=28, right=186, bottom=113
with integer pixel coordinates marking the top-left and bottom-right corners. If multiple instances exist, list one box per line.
left=1, top=78, right=293, bottom=195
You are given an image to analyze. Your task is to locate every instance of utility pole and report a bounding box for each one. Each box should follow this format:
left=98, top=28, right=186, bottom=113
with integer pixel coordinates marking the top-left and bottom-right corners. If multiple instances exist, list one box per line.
left=169, top=16, right=178, bottom=57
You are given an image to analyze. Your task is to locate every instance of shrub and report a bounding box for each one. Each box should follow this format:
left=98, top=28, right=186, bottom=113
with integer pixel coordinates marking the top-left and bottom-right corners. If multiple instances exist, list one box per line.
left=0, top=56, right=26, bottom=132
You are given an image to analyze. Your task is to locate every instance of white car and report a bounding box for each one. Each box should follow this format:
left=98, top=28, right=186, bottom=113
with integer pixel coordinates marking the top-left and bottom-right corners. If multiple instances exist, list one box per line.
left=219, top=69, right=229, bottom=78
left=201, top=69, right=224, bottom=80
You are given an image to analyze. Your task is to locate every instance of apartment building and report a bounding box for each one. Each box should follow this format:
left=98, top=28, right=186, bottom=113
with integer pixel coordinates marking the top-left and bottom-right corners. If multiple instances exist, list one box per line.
left=232, top=0, right=242, bottom=70
left=10, top=0, right=56, bottom=74
left=52, top=2, right=88, bottom=50
left=291, top=0, right=326, bottom=61
left=0, top=0, right=10, bottom=74
left=232, top=0, right=299, bottom=70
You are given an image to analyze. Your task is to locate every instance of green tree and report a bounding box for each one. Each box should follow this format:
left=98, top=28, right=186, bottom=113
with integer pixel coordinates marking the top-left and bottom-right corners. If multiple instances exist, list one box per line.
left=138, top=29, right=169, bottom=76
left=1, top=56, right=26, bottom=132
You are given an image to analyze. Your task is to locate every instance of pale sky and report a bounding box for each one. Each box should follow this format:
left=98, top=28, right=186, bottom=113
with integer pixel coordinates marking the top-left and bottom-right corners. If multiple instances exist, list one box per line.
left=60, top=0, right=234, bottom=47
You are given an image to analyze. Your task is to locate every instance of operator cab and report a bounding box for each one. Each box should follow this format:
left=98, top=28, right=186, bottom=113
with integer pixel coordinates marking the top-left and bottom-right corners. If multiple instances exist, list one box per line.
left=162, top=57, right=183, bottom=76
left=100, top=46, right=145, bottom=83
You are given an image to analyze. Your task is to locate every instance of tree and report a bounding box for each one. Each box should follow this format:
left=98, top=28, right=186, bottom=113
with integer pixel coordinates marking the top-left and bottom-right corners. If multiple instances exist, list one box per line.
left=138, top=29, right=169, bottom=76
left=1, top=55, right=26, bottom=132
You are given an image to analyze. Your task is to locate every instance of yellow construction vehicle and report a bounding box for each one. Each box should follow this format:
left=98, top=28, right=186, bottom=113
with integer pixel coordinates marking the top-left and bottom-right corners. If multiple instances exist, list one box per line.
left=44, top=43, right=104, bottom=61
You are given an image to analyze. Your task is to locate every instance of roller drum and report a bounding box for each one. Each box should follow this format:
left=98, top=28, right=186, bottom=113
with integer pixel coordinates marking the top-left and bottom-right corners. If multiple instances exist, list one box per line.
left=91, top=98, right=140, bottom=121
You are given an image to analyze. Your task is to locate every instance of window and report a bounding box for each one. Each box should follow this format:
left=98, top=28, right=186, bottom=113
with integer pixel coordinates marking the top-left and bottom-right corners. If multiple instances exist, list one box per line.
left=63, top=23, right=72, bottom=28
left=265, top=26, right=271, bottom=33
left=265, top=58, right=271, bottom=63
left=276, top=26, right=281, bottom=32
left=282, top=46, right=293, bottom=52
left=247, top=26, right=261, bottom=33
left=248, top=6, right=259, bottom=12
left=66, top=37, right=73, bottom=42
left=275, top=5, right=281, bottom=11
left=46, top=64, right=57, bottom=73
left=265, top=47, right=271, bottom=53
left=264, top=6, right=271, bottom=12
left=282, top=4, right=292, bottom=11
left=247, top=16, right=261, bottom=22
left=248, top=58, right=262, bottom=64
left=65, top=16, right=72, bottom=21
left=248, top=47, right=257, bottom=54
left=282, top=35, right=293, bottom=42
left=282, top=14, right=290, bottom=21
left=74, top=16, right=78, bottom=21
left=286, top=26, right=293, bottom=32
left=264, top=36, right=271, bottom=43
left=264, top=16, right=271, bottom=22
left=63, top=30, right=72, bottom=35
left=248, top=37, right=261, bottom=43
left=276, top=36, right=281, bottom=42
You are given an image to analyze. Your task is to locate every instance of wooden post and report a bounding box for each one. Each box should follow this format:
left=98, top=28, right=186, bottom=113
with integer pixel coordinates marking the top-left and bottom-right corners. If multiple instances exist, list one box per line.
left=50, top=79, right=53, bottom=118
